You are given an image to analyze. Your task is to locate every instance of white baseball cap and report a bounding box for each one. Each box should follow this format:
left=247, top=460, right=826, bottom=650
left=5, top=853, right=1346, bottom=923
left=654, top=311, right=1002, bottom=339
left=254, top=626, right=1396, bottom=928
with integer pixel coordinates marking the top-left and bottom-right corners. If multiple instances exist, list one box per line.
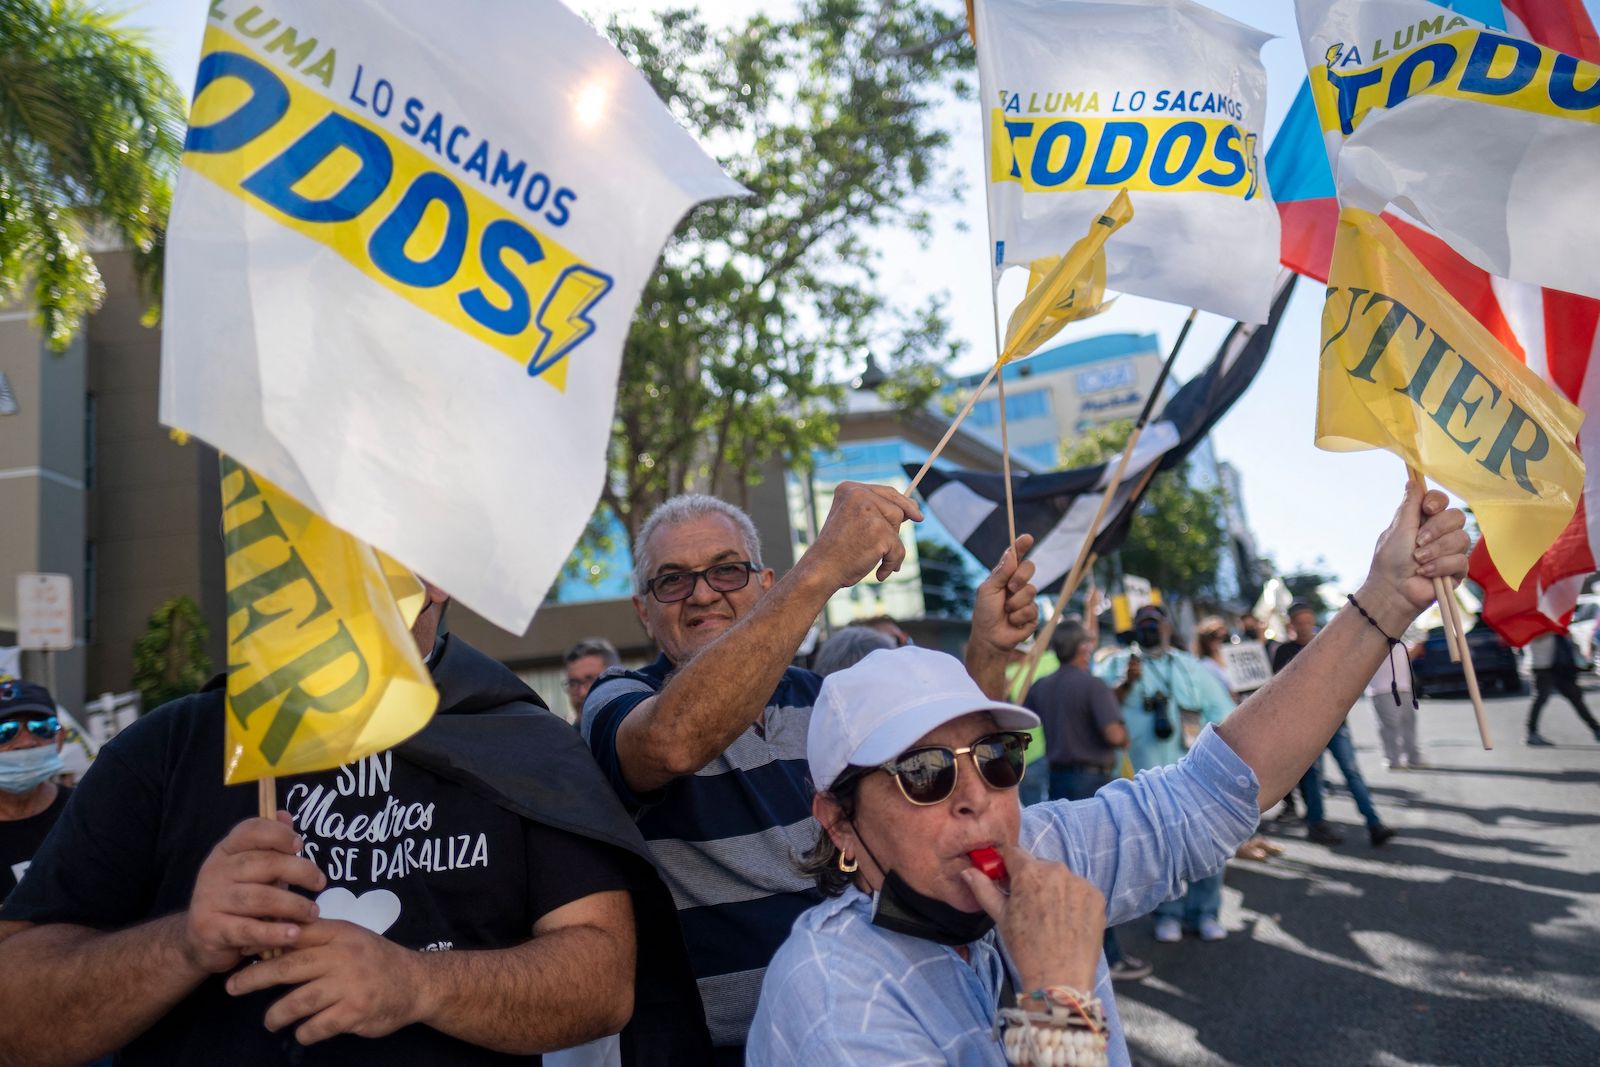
left=808, top=645, right=1040, bottom=794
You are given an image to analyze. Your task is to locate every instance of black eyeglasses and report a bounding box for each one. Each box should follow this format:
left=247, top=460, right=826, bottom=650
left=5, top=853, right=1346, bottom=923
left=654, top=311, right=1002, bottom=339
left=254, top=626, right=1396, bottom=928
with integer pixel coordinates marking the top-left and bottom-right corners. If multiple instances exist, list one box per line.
left=0, top=716, right=59, bottom=745
left=877, top=731, right=1030, bottom=806
left=645, top=561, right=758, bottom=604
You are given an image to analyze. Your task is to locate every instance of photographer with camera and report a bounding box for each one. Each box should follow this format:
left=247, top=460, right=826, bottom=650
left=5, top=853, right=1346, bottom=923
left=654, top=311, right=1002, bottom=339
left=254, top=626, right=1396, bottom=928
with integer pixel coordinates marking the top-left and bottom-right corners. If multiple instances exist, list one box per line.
left=1094, top=605, right=1235, bottom=943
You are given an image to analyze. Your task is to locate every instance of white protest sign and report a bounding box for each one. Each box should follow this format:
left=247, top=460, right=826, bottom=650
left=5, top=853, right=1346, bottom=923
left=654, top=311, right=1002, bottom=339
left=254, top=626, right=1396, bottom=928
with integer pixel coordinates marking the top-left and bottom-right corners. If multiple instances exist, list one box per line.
left=1222, top=640, right=1272, bottom=692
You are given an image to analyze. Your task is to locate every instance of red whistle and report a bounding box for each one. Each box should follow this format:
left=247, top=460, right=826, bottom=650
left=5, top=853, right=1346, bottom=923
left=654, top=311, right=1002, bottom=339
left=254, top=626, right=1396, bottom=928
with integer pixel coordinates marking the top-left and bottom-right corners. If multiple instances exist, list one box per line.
left=968, top=847, right=1007, bottom=882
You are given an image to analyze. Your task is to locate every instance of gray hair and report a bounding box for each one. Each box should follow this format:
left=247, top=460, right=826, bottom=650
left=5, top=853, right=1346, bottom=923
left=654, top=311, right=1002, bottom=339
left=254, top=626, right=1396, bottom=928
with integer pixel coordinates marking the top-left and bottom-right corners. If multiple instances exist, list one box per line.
left=813, top=626, right=897, bottom=677
left=1053, top=619, right=1089, bottom=664
left=632, top=494, right=763, bottom=594
left=564, top=637, right=620, bottom=667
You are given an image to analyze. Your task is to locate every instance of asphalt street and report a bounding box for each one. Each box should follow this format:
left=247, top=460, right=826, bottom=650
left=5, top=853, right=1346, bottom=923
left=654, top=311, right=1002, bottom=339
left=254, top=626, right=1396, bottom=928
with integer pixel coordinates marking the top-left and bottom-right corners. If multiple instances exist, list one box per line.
left=1110, top=680, right=1600, bottom=1067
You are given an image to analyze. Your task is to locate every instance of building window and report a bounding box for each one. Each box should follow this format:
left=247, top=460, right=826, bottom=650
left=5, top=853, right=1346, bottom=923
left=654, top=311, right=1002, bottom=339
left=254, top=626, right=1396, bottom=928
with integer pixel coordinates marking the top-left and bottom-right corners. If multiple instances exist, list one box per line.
left=1004, top=390, right=1052, bottom=422
left=967, top=398, right=999, bottom=429
left=84, top=392, right=96, bottom=488
left=1018, top=441, right=1060, bottom=468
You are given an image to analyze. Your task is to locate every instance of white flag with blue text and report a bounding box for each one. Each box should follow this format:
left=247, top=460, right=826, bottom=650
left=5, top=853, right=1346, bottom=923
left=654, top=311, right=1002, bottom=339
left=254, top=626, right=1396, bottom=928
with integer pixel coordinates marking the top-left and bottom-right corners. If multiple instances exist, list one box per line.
left=1294, top=0, right=1600, bottom=301
left=161, top=0, right=743, bottom=632
left=973, top=0, right=1280, bottom=323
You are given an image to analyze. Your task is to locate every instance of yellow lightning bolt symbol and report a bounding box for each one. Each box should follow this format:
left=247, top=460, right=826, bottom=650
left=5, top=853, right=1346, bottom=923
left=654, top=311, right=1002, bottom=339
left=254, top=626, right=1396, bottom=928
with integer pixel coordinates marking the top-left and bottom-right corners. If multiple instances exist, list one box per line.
left=529, top=266, right=613, bottom=392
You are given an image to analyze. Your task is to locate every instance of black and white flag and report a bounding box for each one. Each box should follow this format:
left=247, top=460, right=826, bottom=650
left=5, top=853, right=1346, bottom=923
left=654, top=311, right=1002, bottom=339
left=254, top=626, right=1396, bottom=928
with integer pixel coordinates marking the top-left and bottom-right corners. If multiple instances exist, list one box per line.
left=908, top=271, right=1295, bottom=593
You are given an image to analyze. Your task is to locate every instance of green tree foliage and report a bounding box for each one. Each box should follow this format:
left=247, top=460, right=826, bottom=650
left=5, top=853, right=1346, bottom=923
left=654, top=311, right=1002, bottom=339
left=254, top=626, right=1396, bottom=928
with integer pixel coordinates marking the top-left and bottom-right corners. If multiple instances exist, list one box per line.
left=599, top=2, right=970, bottom=540
left=1060, top=420, right=1227, bottom=598
left=0, top=0, right=185, bottom=350
left=131, top=595, right=211, bottom=712
left=1283, top=568, right=1339, bottom=619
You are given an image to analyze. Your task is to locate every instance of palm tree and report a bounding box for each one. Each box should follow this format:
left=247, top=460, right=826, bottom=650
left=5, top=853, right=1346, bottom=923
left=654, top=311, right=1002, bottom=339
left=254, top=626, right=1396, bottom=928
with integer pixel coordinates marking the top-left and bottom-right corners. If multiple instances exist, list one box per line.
left=0, top=0, right=184, bottom=350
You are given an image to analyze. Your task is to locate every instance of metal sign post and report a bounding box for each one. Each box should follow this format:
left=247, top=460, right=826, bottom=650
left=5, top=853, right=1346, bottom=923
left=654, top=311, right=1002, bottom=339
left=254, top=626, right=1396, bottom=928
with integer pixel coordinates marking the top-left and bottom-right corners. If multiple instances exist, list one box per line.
left=17, top=572, right=74, bottom=697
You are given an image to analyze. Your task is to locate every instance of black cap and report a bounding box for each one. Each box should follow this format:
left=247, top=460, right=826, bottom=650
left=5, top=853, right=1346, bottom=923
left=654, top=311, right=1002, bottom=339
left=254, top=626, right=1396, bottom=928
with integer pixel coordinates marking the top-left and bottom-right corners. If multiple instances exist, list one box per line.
left=1134, top=604, right=1168, bottom=623
left=0, top=680, right=56, bottom=719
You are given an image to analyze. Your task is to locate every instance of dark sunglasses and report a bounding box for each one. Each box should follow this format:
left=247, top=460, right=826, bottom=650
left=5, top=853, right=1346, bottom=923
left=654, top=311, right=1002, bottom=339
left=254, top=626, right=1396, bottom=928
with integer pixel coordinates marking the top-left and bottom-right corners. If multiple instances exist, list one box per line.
left=877, top=731, right=1030, bottom=806
left=645, top=561, right=758, bottom=604
left=0, top=716, right=59, bottom=745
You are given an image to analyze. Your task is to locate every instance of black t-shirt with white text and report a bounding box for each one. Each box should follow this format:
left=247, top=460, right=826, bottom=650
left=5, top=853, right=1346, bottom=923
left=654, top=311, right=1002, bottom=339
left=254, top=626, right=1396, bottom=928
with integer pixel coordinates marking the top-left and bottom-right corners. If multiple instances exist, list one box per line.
left=2, top=694, right=628, bottom=1065
left=0, top=784, right=70, bottom=899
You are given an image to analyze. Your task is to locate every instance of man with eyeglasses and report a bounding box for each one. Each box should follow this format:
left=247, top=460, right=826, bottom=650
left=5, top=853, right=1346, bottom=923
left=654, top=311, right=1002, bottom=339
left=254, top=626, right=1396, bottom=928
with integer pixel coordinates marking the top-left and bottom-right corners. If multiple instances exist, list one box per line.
left=0, top=681, right=70, bottom=901
left=581, top=485, right=1039, bottom=1063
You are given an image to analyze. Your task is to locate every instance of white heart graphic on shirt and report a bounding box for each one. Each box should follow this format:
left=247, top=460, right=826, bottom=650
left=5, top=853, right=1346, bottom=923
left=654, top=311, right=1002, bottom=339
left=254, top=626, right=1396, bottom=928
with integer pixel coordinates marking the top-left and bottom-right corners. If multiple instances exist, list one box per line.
left=314, top=887, right=402, bottom=936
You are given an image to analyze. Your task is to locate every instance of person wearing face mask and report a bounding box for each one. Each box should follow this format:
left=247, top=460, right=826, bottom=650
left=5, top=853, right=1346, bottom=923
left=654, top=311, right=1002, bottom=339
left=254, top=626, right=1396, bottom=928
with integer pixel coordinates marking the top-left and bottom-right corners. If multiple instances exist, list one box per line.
left=749, top=484, right=1471, bottom=1065
left=1093, top=605, right=1237, bottom=943
left=0, top=681, right=70, bottom=901
left=1236, top=612, right=1278, bottom=661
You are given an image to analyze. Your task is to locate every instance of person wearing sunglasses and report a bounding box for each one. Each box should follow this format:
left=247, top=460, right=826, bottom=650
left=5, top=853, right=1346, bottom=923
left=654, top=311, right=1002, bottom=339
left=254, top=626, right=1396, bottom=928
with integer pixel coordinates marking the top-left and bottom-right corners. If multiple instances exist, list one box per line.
left=581, top=486, right=1039, bottom=1063
left=0, top=680, right=70, bottom=901
left=750, top=482, right=1471, bottom=1065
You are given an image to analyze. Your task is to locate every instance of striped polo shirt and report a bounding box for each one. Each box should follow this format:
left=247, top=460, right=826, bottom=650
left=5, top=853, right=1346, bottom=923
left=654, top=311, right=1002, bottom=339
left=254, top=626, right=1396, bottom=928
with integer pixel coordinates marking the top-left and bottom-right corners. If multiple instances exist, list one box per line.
left=581, top=653, right=824, bottom=1049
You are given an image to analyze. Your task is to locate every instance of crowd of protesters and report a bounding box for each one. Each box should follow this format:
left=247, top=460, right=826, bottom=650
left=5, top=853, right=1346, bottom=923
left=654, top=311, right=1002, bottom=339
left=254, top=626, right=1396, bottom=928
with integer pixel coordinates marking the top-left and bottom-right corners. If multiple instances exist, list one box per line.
left=0, top=481, right=1484, bottom=1065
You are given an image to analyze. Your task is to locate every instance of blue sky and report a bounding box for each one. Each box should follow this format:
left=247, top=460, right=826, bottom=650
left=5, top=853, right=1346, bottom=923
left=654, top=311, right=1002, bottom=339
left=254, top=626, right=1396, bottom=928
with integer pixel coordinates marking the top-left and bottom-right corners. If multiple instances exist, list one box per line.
left=122, top=0, right=1599, bottom=590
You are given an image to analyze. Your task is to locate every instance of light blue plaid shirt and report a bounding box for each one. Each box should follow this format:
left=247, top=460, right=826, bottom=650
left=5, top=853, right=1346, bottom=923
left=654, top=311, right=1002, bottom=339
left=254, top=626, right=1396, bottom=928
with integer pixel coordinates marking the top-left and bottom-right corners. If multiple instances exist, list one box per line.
left=747, top=725, right=1260, bottom=1065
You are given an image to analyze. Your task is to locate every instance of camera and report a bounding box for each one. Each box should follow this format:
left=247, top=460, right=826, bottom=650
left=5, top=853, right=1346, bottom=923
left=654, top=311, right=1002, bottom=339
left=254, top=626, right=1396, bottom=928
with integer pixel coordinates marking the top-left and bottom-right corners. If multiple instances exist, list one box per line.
left=1144, top=690, right=1174, bottom=740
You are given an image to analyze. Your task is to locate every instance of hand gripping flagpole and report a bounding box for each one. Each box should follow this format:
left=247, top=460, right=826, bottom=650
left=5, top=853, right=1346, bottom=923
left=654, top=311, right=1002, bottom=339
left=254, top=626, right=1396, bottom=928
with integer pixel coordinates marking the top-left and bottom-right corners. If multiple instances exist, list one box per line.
left=1018, top=309, right=1198, bottom=690
left=1406, top=465, right=1492, bottom=749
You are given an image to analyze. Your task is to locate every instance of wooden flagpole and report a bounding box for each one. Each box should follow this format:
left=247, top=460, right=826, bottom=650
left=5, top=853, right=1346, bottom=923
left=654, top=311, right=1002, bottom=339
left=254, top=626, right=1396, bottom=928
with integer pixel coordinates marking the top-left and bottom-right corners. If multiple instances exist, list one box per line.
left=992, top=285, right=1018, bottom=547
left=1020, top=457, right=1162, bottom=693
left=257, top=774, right=281, bottom=960
left=1405, top=465, right=1491, bottom=749
left=1014, top=309, right=1197, bottom=685
left=907, top=362, right=1002, bottom=494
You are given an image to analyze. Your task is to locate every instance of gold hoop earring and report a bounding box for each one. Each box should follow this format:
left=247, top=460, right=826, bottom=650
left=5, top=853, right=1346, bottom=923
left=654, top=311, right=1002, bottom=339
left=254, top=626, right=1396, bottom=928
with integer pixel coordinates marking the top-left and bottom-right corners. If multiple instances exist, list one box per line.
left=837, top=852, right=859, bottom=874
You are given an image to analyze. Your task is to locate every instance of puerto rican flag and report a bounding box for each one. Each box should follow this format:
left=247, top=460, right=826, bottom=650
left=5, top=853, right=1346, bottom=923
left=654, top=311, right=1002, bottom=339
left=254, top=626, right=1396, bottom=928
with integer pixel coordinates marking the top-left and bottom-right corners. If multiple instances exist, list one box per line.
left=1268, top=0, right=1600, bottom=645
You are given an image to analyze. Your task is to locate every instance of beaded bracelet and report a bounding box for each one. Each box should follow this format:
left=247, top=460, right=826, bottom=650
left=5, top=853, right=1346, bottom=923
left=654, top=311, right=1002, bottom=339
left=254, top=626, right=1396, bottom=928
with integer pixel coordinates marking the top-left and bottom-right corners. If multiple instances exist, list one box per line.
left=998, top=1007, right=1109, bottom=1067
left=998, top=986, right=1108, bottom=1067
left=1347, top=593, right=1419, bottom=710
left=1025, top=985, right=1106, bottom=1033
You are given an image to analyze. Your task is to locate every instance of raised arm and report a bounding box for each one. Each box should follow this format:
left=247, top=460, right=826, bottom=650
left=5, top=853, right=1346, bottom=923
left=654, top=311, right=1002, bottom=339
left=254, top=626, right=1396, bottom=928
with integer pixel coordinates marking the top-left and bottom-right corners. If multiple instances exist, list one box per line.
left=611, top=483, right=921, bottom=794
left=0, top=816, right=325, bottom=1067
left=225, top=889, right=635, bottom=1054
left=1218, top=482, right=1468, bottom=806
left=963, top=536, right=1040, bottom=700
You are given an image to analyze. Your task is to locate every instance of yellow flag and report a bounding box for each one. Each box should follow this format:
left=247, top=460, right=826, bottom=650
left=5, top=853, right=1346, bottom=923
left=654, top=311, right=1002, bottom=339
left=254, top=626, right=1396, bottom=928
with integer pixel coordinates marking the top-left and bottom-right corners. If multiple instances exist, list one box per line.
left=220, top=457, right=438, bottom=785
left=999, top=190, right=1132, bottom=365
left=1316, top=207, right=1584, bottom=589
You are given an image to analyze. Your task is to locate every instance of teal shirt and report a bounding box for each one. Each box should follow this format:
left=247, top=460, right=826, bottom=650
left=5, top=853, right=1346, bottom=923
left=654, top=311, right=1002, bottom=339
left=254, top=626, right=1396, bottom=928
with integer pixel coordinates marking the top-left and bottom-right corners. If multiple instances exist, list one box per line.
left=1093, top=647, right=1233, bottom=772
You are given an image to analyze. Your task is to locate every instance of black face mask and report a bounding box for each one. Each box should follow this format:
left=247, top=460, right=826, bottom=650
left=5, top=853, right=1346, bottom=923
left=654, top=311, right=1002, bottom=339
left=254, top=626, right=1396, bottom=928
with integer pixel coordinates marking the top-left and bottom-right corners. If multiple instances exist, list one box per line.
left=1133, top=623, right=1163, bottom=648
left=871, top=868, right=997, bottom=946
left=852, top=821, right=995, bottom=947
